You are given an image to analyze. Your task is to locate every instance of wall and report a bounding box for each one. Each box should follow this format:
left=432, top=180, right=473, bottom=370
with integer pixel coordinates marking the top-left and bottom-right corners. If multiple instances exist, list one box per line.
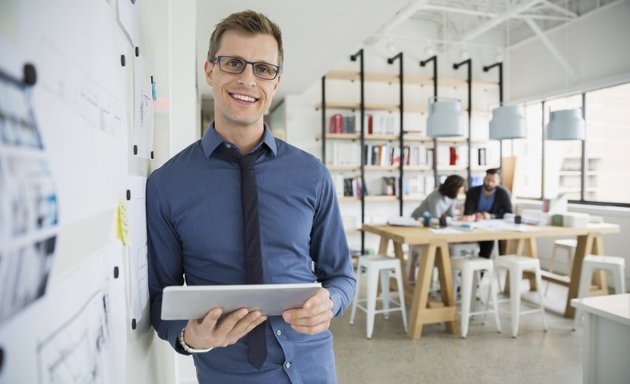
left=0, top=1, right=199, bottom=383
left=508, top=0, right=630, bottom=103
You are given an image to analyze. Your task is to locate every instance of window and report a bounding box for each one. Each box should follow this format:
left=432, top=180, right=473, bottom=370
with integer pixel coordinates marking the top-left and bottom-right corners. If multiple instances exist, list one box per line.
left=585, top=83, right=630, bottom=204
left=513, top=102, right=543, bottom=199
left=511, top=82, right=629, bottom=206
left=543, top=95, right=583, bottom=200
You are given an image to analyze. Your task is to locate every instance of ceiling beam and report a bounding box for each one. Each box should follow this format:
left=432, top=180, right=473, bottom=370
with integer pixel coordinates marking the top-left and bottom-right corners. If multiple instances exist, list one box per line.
left=523, top=16, right=577, bottom=78
left=364, top=0, right=430, bottom=45
left=422, top=4, right=497, bottom=18
left=516, top=13, right=572, bottom=21
left=459, top=0, right=542, bottom=42
left=541, top=0, right=578, bottom=18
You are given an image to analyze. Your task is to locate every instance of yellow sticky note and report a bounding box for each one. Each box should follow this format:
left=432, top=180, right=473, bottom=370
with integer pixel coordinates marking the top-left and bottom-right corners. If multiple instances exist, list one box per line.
left=118, top=198, right=130, bottom=245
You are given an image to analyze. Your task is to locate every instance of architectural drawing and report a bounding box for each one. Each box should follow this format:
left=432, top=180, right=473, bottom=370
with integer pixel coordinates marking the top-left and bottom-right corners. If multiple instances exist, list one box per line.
left=0, top=242, right=127, bottom=384
left=0, top=64, right=58, bottom=325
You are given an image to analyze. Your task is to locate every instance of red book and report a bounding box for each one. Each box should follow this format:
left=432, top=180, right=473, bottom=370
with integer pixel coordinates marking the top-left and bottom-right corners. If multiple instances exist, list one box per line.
left=449, top=146, right=458, bottom=166
left=330, top=114, right=343, bottom=133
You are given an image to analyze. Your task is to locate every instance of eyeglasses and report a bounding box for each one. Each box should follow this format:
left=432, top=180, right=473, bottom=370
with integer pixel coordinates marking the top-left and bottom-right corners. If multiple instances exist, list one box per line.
left=213, top=56, right=280, bottom=80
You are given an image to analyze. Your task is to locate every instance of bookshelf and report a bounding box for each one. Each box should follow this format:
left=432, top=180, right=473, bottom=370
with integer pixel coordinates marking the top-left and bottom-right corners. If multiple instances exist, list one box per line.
left=558, top=156, right=601, bottom=200
left=319, top=52, right=499, bottom=251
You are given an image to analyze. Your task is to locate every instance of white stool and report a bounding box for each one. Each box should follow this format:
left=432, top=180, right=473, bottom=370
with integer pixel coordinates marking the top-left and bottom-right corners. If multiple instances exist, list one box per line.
left=494, top=255, right=548, bottom=338
left=544, top=239, right=577, bottom=296
left=451, top=257, right=502, bottom=338
left=573, top=255, right=626, bottom=330
left=349, top=255, right=408, bottom=339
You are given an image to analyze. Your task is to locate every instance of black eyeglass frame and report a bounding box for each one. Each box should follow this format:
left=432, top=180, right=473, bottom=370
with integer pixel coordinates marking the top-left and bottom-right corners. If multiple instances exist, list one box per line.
left=213, top=56, right=281, bottom=80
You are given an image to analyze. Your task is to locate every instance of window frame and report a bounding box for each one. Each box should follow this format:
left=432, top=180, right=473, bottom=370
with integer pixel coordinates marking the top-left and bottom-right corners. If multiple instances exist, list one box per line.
left=514, top=80, right=630, bottom=208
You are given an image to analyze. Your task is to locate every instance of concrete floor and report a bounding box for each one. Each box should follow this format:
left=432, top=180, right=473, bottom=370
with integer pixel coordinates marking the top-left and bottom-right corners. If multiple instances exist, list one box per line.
left=332, top=281, right=585, bottom=384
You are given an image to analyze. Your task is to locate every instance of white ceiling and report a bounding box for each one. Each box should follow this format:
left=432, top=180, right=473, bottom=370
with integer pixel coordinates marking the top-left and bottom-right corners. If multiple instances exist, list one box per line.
left=378, top=0, right=618, bottom=47
left=195, top=0, right=409, bottom=110
left=195, top=0, right=620, bottom=110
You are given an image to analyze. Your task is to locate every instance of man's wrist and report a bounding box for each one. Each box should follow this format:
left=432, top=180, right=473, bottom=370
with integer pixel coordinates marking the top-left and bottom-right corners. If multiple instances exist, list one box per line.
left=178, top=328, right=213, bottom=354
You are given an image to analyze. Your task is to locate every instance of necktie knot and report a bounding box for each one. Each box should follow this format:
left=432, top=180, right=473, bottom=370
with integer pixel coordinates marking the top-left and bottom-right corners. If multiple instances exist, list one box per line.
left=215, top=143, right=266, bottom=165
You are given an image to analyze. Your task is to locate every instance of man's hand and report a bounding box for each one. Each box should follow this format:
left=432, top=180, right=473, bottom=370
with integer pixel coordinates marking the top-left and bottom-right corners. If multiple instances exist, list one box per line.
left=184, top=307, right=267, bottom=349
left=282, top=288, right=333, bottom=335
left=474, top=212, right=491, bottom=221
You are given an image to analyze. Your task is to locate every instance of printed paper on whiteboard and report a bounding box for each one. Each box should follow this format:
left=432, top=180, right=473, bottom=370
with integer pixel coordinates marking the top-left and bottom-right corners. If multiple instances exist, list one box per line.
left=125, top=176, right=149, bottom=332
left=132, top=55, right=154, bottom=159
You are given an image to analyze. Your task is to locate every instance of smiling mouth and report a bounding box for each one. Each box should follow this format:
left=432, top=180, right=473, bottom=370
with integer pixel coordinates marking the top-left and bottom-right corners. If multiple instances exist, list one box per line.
left=230, top=92, right=258, bottom=103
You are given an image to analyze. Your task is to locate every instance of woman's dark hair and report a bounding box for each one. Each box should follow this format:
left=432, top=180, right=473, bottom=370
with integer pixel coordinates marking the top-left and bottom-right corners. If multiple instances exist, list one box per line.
left=438, top=175, right=465, bottom=199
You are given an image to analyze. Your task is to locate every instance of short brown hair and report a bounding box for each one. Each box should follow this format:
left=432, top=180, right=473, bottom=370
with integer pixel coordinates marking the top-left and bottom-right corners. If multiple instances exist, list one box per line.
left=207, top=10, right=284, bottom=68
left=486, top=168, right=501, bottom=177
left=439, top=175, right=466, bottom=199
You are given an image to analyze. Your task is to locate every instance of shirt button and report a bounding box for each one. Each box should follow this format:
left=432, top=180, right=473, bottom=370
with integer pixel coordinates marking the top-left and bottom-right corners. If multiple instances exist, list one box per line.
left=225, top=144, right=232, bottom=149
left=285, top=362, right=291, bottom=369
left=276, top=329, right=282, bottom=336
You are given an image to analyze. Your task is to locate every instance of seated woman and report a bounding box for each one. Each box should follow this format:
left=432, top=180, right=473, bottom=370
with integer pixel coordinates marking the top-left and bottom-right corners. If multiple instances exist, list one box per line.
left=408, top=175, right=465, bottom=283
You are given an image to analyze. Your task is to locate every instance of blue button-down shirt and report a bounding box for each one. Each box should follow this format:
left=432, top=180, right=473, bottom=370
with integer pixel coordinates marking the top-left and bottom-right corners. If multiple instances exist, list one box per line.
left=147, top=124, right=355, bottom=384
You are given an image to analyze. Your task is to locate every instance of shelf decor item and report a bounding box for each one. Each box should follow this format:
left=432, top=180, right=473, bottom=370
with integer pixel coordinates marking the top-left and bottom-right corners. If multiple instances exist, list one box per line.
left=489, top=105, right=526, bottom=140
left=426, top=98, right=464, bottom=138
left=546, top=108, right=585, bottom=141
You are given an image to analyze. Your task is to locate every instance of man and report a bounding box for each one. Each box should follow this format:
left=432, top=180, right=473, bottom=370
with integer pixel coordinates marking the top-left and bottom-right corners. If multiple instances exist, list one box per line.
left=463, top=168, right=513, bottom=258
left=147, top=10, right=355, bottom=383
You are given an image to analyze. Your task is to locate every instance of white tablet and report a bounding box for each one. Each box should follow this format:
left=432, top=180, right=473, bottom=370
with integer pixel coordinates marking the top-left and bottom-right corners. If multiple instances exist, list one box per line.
left=161, top=282, right=322, bottom=320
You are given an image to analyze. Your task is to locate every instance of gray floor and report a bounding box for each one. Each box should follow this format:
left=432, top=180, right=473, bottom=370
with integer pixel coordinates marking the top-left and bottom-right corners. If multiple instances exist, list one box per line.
left=332, top=280, right=585, bottom=384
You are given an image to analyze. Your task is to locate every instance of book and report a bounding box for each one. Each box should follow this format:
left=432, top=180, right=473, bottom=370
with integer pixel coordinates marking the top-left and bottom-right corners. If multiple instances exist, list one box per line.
left=478, top=147, right=487, bottom=166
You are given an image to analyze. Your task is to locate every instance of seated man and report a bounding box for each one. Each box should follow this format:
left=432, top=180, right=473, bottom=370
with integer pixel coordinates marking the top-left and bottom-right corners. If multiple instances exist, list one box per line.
left=463, top=168, right=513, bottom=258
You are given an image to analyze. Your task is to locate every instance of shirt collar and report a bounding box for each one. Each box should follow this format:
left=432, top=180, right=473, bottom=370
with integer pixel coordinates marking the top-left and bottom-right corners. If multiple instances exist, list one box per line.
left=201, top=122, right=278, bottom=158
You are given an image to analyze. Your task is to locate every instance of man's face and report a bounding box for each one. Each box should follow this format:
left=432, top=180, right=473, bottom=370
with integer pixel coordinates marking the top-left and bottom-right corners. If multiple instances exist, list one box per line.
left=483, top=173, right=499, bottom=193
left=205, top=30, right=281, bottom=129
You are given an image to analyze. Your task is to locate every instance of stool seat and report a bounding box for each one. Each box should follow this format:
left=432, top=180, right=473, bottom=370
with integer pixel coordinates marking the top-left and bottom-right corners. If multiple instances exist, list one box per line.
left=574, top=255, right=625, bottom=330
left=349, top=255, right=408, bottom=339
left=555, top=239, right=578, bottom=248
left=452, top=257, right=501, bottom=338
left=582, top=255, right=625, bottom=268
left=494, top=255, right=541, bottom=269
left=494, top=255, right=548, bottom=338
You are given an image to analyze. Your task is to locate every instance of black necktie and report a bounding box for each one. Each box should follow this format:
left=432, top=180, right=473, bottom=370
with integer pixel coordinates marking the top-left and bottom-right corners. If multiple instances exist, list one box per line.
left=216, top=143, right=267, bottom=369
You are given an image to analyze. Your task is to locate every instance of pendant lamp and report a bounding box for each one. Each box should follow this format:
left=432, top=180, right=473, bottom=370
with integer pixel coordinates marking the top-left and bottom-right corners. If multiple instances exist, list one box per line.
left=546, top=108, right=585, bottom=140
left=426, top=98, right=464, bottom=138
left=489, top=105, right=526, bottom=140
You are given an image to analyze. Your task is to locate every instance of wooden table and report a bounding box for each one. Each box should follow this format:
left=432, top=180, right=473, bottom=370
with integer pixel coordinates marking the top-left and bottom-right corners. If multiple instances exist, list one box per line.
left=362, top=222, right=619, bottom=339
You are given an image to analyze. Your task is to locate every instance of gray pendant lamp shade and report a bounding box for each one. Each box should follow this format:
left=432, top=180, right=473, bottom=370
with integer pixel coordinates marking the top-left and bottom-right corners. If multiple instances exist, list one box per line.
left=546, top=108, right=585, bottom=140
left=489, top=105, right=526, bottom=140
left=426, top=99, right=464, bottom=138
